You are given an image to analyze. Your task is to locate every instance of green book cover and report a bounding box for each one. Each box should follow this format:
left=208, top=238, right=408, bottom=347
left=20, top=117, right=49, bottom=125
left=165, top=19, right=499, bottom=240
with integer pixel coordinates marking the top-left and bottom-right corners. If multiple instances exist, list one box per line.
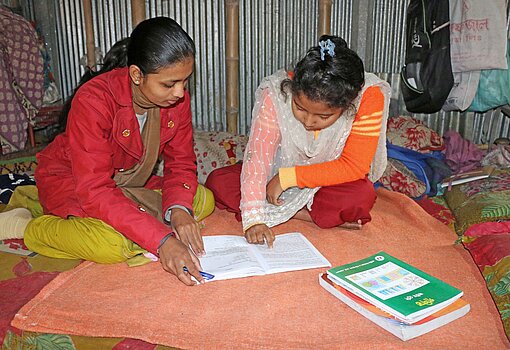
left=327, top=251, right=463, bottom=323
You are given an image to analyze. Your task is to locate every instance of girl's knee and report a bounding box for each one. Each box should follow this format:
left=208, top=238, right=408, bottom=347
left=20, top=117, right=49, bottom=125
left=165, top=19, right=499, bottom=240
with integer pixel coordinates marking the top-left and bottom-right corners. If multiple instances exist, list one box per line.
left=205, top=163, right=242, bottom=213
left=205, top=163, right=242, bottom=194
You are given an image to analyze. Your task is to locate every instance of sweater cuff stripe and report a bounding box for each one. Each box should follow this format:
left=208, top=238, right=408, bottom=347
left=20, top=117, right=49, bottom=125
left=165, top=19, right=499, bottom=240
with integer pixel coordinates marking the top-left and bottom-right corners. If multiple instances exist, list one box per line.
left=279, top=167, right=297, bottom=190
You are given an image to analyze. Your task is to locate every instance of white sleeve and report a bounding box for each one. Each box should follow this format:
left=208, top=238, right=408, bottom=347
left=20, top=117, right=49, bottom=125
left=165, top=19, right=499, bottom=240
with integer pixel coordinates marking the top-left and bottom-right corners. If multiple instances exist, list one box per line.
left=240, top=89, right=281, bottom=231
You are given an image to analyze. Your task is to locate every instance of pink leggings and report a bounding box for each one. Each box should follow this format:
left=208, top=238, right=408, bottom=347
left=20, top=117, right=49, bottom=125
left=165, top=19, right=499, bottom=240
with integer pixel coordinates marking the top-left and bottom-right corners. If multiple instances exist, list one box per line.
left=205, top=163, right=377, bottom=228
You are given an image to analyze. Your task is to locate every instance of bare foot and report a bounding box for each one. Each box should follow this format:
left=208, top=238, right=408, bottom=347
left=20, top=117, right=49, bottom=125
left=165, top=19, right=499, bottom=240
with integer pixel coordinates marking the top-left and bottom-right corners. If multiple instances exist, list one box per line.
left=338, top=219, right=363, bottom=230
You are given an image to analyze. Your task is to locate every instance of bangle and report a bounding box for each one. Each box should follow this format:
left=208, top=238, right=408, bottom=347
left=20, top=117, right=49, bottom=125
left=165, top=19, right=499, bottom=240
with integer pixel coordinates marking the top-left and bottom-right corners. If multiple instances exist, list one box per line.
left=157, top=232, right=175, bottom=255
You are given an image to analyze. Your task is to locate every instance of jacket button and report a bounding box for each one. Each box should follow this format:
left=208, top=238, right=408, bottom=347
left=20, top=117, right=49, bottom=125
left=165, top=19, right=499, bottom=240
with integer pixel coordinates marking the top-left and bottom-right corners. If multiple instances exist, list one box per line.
left=118, top=168, right=125, bottom=172
left=167, top=121, right=175, bottom=128
left=122, top=129, right=131, bottom=137
left=183, top=183, right=190, bottom=189
left=138, top=206, right=146, bottom=212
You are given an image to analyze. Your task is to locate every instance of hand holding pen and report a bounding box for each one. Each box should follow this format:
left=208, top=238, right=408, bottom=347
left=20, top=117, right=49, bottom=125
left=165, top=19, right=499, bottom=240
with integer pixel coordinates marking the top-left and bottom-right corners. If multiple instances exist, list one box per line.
left=158, top=235, right=206, bottom=285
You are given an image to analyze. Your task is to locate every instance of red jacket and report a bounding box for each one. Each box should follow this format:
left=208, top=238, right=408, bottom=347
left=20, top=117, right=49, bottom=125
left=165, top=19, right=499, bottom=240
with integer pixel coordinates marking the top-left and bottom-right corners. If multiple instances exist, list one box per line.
left=35, top=68, right=198, bottom=254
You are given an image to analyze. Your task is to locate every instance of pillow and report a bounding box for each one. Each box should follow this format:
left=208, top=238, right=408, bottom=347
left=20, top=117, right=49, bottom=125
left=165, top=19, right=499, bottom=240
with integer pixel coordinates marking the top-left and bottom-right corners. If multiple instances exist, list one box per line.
left=443, top=169, right=510, bottom=236
left=378, top=158, right=427, bottom=198
left=387, top=115, right=444, bottom=152
left=462, top=234, right=510, bottom=339
left=156, top=131, right=248, bottom=184
left=194, top=131, right=247, bottom=183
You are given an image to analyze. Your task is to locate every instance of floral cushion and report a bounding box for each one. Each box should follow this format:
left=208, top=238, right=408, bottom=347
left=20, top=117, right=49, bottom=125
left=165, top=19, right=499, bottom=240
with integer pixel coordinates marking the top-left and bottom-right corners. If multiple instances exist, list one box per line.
left=461, top=232, right=510, bottom=339
left=194, top=131, right=247, bottom=183
left=156, top=131, right=248, bottom=184
left=387, top=115, right=444, bottom=152
left=378, top=158, right=427, bottom=198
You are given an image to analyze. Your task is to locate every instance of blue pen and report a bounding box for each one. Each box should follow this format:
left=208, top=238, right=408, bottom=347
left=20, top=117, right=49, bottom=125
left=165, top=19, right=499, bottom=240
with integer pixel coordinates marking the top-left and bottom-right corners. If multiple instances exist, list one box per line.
left=183, top=267, right=215, bottom=280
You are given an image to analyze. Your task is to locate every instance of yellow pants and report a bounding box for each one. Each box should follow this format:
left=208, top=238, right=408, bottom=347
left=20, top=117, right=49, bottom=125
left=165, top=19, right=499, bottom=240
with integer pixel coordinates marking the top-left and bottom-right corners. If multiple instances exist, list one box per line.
left=24, top=184, right=215, bottom=264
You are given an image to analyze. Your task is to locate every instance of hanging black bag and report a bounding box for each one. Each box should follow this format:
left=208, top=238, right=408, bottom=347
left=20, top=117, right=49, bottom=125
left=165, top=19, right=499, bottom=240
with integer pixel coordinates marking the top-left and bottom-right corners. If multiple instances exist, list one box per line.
left=401, top=0, right=453, bottom=113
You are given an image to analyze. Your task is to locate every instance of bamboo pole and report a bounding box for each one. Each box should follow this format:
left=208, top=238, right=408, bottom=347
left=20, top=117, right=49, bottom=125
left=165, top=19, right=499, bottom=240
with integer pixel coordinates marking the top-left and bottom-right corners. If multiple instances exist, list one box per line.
left=318, top=0, right=333, bottom=37
left=131, top=0, right=146, bottom=27
left=225, top=0, right=239, bottom=134
left=82, top=0, right=96, bottom=69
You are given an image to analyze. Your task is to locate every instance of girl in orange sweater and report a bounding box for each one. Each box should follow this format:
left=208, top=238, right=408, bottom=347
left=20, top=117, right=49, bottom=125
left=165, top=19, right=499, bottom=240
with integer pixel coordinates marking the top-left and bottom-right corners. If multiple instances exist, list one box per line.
left=206, top=35, right=391, bottom=247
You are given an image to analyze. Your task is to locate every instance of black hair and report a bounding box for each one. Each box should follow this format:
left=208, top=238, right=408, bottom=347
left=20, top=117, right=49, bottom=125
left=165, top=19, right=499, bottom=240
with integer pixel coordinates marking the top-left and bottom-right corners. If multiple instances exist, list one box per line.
left=281, top=35, right=364, bottom=110
left=58, top=17, right=195, bottom=131
left=127, top=16, right=195, bottom=74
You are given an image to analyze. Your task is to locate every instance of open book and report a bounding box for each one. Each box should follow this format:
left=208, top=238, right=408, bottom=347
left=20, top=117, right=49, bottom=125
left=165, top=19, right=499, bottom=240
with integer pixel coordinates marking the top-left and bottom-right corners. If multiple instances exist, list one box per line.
left=326, top=252, right=464, bottom=324
left=199, top=232, right=331, bottom=281
left=319, top=273, right=470, bottom=341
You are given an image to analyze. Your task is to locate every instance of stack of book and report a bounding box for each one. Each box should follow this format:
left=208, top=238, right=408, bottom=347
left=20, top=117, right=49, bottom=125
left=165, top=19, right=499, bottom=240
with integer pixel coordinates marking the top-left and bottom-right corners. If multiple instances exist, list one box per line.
left=319, top=252, right=470, bottom=341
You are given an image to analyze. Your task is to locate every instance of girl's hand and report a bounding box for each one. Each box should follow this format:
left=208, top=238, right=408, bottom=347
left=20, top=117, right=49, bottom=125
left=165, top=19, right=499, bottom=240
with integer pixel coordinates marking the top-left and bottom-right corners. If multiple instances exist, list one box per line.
left=266, top=174, right=284, bottom=205
left=158, top=236, right=204, bottom=285
left=170, top=208, right=205, bottom=257
left=245, top=223, right=275, bottom=248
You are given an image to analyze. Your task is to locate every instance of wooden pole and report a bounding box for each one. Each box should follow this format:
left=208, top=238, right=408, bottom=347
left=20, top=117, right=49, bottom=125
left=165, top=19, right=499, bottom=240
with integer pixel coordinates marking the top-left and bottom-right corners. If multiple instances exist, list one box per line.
left=318, top=0, right=333, bottom=37
left=131, top=0, right=146, bottom=27
left=82, top=0, right=96, bottom=69
left=225, top=0, right=239, bottom=134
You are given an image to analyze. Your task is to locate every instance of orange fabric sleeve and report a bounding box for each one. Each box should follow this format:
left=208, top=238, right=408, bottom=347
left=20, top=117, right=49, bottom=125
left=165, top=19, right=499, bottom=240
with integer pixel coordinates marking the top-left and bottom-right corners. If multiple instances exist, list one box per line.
left=279, top=86, right=385, bottom=189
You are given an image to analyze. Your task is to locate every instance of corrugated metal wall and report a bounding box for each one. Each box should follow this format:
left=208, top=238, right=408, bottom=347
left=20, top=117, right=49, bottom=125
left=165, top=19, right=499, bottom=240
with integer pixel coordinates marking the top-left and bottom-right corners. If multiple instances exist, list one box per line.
left=237, top=0, right=318, bottom=134
left=147, top=0, right=226, bottom=131
left=18, top=0, right=510, bottom=143
left=92, top=1, right=132, bottom=56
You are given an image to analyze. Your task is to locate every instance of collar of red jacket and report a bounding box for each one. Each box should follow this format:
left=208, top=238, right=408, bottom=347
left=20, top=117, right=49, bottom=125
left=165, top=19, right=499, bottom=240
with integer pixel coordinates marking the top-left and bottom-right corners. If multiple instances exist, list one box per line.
left=106, top=67, right=134, bottom=107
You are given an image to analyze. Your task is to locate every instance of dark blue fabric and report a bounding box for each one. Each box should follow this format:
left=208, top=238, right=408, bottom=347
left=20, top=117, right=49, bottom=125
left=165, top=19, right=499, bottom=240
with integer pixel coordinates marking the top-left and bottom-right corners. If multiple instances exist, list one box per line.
left=423, top=157, right=453, bottom=196
left=385, top=142, right=448, bottom=198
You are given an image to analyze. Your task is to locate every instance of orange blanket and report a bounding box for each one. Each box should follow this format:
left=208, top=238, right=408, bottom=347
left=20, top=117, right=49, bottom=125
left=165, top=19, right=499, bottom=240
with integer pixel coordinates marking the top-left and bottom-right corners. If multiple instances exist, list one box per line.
left=12, top=189, right=509, bottom=349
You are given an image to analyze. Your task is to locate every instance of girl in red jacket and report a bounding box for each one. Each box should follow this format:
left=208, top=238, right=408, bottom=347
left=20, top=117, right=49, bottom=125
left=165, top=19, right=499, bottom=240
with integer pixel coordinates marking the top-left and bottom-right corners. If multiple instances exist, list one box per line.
left=1, top=17, right=213, bottom=286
